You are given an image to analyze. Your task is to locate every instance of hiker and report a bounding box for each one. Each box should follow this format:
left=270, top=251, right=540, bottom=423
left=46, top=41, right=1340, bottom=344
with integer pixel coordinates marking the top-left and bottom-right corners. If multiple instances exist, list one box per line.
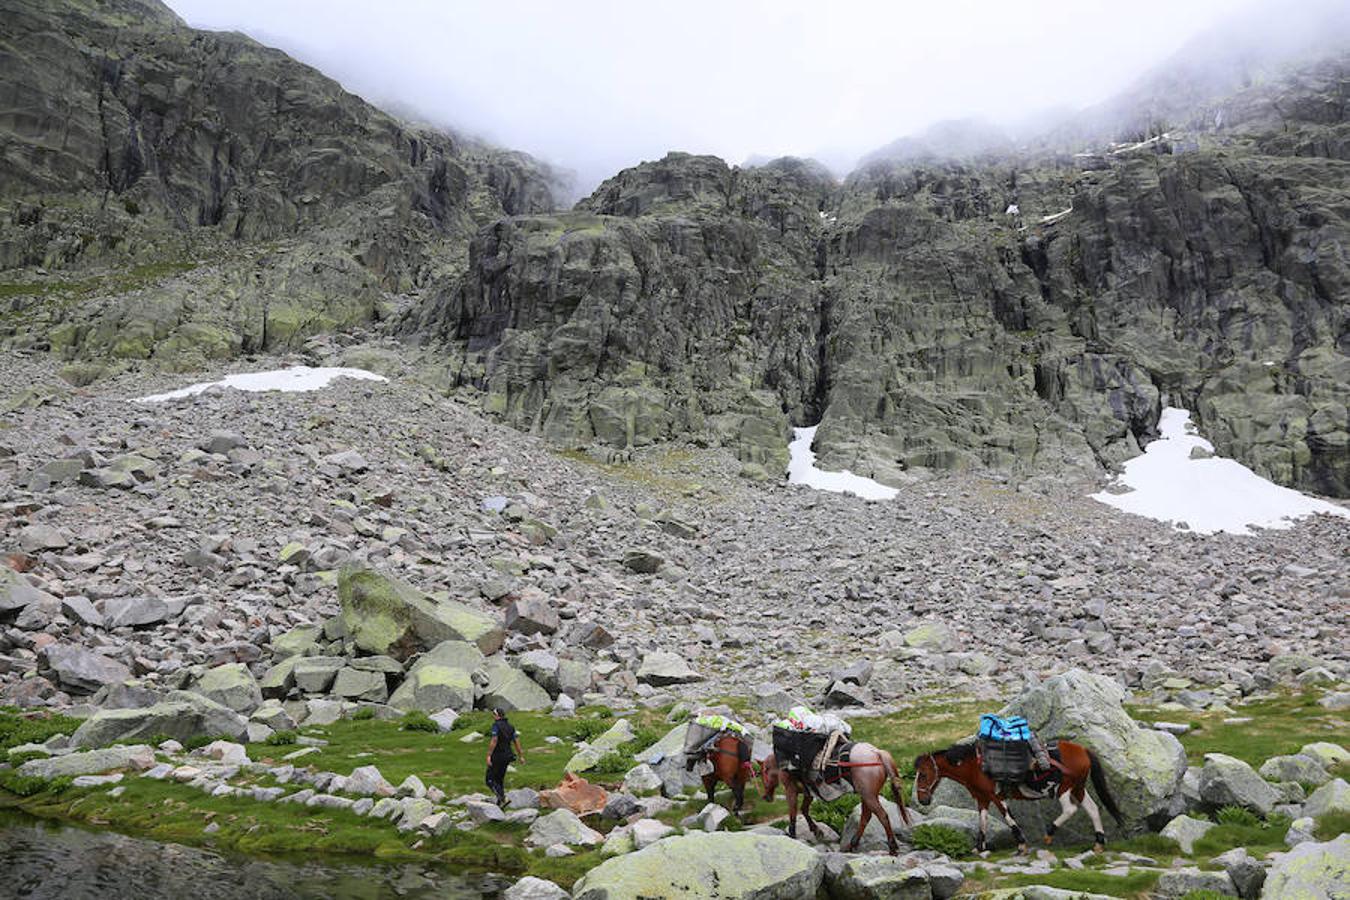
left=484, top=707, right=525, bottom=805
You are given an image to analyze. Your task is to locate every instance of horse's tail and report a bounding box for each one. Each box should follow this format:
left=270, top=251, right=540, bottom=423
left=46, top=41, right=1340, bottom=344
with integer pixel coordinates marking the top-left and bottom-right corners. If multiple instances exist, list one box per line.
left=881, top=750, right=912, bottom=826
left=1086, top=749, right=1124, bottom=825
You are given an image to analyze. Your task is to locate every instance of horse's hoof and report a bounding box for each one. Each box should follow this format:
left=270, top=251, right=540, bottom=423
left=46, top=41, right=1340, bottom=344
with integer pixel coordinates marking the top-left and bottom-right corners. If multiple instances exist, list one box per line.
left=1017, top=843, right=1028, bottom=856
left=1043, top=835, right=1054, bottom=846
left=887, top=844, right=899, bottom=857
left=1093, top=843, right=1104, bottom=854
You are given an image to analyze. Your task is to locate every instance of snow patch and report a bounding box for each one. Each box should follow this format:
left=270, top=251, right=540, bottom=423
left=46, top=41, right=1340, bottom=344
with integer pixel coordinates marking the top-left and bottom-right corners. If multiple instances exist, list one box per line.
left=1091, top=407, right=1348, bottom=536
left=134, top=366, right=387, bottom=403
left=786, top=426, right=898, bottom=501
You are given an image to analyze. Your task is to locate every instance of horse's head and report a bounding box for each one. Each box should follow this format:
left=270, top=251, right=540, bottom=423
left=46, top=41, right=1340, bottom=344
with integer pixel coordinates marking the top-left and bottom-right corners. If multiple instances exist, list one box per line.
left=759, top=754, right=780, bottom=801
left=913, top=753, right=941, bottom=804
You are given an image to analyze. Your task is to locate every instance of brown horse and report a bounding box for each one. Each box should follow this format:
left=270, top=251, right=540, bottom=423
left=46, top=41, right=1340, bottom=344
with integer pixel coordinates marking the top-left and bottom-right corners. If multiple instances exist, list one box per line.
left=913, top=741, right=1123, bottom=853
left=760, top=743, right=912, bottom=854
left=697, top=733, right=755, bottom=814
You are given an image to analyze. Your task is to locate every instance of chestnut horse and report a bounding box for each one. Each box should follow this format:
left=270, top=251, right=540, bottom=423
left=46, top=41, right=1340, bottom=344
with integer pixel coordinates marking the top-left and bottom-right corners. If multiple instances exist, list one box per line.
left=697, top=733, right=755, bottom=814
left=760, top=743, right=912, bottom=854
left=913, top=741, right=1122, bottom=853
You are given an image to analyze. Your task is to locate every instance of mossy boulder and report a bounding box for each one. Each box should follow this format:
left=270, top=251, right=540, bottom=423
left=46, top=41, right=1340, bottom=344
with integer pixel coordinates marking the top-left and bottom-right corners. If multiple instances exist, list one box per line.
left=479, top=658, right=551, bottom=712
left=338, top=566, right=504, bottom=660
left=572, top=831, right=824, bottom=899
left=70, top=690, right=248, bottom=748
left=1261, top=834, right=1349, bottom=899
left=271, top=624, right=323, bottom=658
left=190, top=662, right=262, bottom=714
left=999, top=668, right=1186, bottom=842
left=388, top=640, right=481, bottom=712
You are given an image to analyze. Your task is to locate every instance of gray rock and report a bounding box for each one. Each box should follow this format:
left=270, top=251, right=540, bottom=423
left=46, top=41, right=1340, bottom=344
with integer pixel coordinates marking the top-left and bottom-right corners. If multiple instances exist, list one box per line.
left=526, top=809, right=604, bottom=848
left=388, top=641, right=480, bottom=712
left=502, top=877, right=569, bottom=900
left=42, top=644, right=131, bottom=693
left=636, top=651, right=702, bottom=686
left=1161, top=813, right=1215, bottom=854
left=292, top=656, right=346, bottom=693
left=60, top=595, right=103, bottom=628
left=101, top=596, right=170, bottom=629
left=0, top=569, right=58, bottom=614
left=622, top=549, right=665, bottom=574
left=1303, top=778, right=1349, bottom=818
left=18, top=524, right=70, bottom=552
left=1154, top=868, right=1237, bottom=898
left=572, top=832, right=824, bottom=899
left=70, top=690, right=249, bottom=747
left=828, top=855, right=931, bottom=900
left=1215, top=847, right=1265, bottom=899
left=479, top=659, right=552, bottom=712
left=330, top=667, right=389, bottom=703
left=505, top=596, right=560, bottom=635
left=1199, top=753, right=1279, bottom=816
left=1262, top=833, right=1350, bottom=898
left=200, top=431, right=247, bottom=455
left=192, top=663, right=263, bottom=714
left=19, top=745, right=154, bottom=778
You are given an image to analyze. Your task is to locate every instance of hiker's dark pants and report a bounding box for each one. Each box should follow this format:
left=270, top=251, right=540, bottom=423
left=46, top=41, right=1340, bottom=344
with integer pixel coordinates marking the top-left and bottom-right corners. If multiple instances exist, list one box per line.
left=486, top=755, right=511, bottom=800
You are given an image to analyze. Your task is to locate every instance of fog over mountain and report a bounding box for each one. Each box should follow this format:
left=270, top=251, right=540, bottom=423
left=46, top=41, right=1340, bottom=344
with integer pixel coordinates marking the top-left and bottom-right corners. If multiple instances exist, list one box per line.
left=163, top=0, right=1295, bottom=195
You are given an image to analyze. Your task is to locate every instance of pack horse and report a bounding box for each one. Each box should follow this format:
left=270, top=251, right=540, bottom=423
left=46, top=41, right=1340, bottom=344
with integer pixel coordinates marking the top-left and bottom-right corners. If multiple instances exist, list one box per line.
left=760, top=707, right=912, bottom=855
left=914, top=716, right=1123, bottom=853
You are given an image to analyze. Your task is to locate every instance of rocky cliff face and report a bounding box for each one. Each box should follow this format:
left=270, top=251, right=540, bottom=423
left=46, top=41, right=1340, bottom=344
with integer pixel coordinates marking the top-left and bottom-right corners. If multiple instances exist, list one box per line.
left=415, top=55, right=1349, bottom=496
left=0, top=0, right=556, bottom=368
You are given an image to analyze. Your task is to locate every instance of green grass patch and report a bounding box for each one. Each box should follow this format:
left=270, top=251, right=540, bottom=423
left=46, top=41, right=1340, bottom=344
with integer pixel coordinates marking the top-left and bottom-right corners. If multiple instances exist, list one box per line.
left=910, top=822, right=973, bottom=857
left=1000, top=867, right=1161, bottom=898
left=399, top=710, right=438, bottom=732
left=265, top=731, right=298, bottom=746
left=0, top=708, right=84, bottom=752
left=1192, top=814, right=1291, bottom=858
left=1127, top=692, right=1343, bottom=767
left=1314, top=810, right=1350, bottom=841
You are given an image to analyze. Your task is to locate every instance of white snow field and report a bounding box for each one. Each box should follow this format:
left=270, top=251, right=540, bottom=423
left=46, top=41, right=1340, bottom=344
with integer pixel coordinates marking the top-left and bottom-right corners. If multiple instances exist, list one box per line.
left=786, top=425, right=898, bottom=501
left=1091, top=407, right=1349, bottom=536
left=135, top=366, right=387, bottom=403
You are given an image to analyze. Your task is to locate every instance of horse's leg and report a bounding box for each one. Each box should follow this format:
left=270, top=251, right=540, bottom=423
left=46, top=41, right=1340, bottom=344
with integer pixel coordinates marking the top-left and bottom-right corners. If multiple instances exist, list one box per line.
left=870, top=792, right=900, bottom=856
left=732, top=772, right=746, bottom=815
left=800, top=789, right=823, bottom=839
left=850, top=795, right=872, bottom=852
left=976, top=802, right=989, bottom=854
left=702, top=772, right=716, bottom=807
left=785, top=780, right=798, bottom=839
left=1046, top=788, right=1077, bottom=847
left=992, top=796, right=1026, bottom=854
left=1080, top=792, right=1106, bottom=851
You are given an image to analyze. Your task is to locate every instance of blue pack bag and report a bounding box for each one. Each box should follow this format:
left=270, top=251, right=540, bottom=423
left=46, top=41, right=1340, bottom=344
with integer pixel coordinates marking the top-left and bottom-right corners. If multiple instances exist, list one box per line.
left=978, top=714, right=1031, bottom=742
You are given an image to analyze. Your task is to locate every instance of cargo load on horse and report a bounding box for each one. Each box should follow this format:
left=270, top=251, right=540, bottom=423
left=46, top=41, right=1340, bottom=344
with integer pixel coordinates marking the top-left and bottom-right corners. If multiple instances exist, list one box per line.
left=771, top=705, right=854, bottom=801
left=683, top=712, right=752, bottom=777
left=976, top=714, right=1052, bottom=790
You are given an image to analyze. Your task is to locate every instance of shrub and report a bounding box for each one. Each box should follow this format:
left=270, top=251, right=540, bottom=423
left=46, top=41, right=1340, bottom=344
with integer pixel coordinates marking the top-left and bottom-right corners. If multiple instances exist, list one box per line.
left=182, top=734, right=219, bottom=752
left=265, top=730, right=298, bottom=746
left=586, top=751, right=631, bottom=776
left=567, top=719, right=611, bottom=743
left=400, top=710, right=439, bottom=733
left=811, top=794, right=862, bottom=833
left=910, top=823, right=974, bottom=857
left=0, top=709, right=83, bottom=752
left=5, top=750, right=48, bottom=767
left=0, top=770, right=72, bottom=797
left=1214, top=806, right=1261, bottom=827
left=350, top=707, right=377, bottom=721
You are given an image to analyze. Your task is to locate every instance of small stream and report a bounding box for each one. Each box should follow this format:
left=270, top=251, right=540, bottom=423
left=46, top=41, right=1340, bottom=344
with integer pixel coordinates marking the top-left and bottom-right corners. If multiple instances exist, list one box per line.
left=0, top=809, right=508, bottom=900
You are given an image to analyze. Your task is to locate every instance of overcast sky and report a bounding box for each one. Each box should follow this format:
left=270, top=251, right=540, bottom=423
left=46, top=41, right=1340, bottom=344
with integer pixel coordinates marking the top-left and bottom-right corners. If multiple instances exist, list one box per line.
left=166, top=0, right=1301, bottom=192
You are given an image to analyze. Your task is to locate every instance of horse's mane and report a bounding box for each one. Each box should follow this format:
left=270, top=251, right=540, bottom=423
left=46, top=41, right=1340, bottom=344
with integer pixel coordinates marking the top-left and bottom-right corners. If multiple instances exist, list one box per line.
left=915, top=742, right=978, bottom=767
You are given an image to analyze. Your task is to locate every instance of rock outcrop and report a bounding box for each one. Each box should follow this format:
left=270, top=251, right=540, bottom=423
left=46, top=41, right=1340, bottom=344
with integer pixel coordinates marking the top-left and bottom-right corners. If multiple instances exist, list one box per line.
left=571, top=831, right=825, bottom=899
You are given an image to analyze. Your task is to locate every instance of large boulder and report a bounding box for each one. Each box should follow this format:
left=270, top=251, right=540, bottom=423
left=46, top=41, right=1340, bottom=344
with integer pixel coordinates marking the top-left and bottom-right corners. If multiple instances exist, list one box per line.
left=636, top=651, right=703, bottom=686
left=1259, top=754, right=1330, bottom=787
left=999, top=668, right=1186, bottom=840
left=1303, top=778, right=1349, bottom=818
left=70, top=690, right=248, bottom=747
left=271, top=624, right=323, bottom=658
left=572, top=832, right=825, bottom=899
left=635, top=723, right=700, bottom=797
left=18, top=745, right=154, bottom=779
left=1260, top=834, right=1349, bottom=899
left=479, top=659, right=552, bottom=712
left=1198, top=753, right=1279, bottom=816
left=191, top=663, right=263, bottom=714
left=525, top=808, right=603, bottom=848
left=387, top=640, right=481, bottom=712
left=41, top=644, right=131, bottom=693
left=828, top=855, right=933, bottom=900
left=0, top=568, right=57, bottom=615
left=338, top=566, right=503, bottom=659
left=100, top=596, right=170, bottom=629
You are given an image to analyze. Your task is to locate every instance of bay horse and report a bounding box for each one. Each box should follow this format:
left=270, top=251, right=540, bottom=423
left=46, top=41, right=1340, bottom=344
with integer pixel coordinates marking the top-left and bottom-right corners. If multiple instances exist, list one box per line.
left=697, top=733, right=756, bottom=815
left=913, top=741, right=1122, bottom=853
left=760, top=742, right=912, bottom=854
